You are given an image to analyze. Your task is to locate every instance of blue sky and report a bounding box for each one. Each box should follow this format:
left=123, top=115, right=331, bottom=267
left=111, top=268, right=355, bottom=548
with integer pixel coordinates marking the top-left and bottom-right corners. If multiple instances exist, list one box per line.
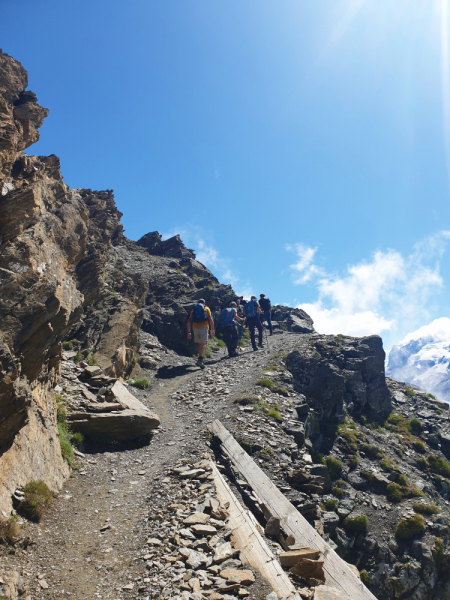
left=2, top=0, right=450, bottom=350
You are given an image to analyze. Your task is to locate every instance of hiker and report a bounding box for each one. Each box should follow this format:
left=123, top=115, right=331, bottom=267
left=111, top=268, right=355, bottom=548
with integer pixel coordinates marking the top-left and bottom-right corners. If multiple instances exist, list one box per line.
left=259, top=293, right=273, bottom=336
left=219, top=301, right=244, bottom=358
left=244, top=295, right=264, bottom=351
left=186, top=299, right=215, bottom=369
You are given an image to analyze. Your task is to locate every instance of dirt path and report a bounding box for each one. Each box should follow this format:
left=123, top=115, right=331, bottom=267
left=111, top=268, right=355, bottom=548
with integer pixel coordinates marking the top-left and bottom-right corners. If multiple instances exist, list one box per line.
left=1, top=332, right=300, bottom=600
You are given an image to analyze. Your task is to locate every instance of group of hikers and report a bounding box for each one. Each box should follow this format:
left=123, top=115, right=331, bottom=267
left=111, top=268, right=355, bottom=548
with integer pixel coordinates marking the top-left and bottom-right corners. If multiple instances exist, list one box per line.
left=186, top=294, right=273, bottom=368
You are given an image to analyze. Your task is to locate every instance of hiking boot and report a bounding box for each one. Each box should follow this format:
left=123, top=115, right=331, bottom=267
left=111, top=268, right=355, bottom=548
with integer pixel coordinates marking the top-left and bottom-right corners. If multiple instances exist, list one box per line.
left=196, top=356, right=204, bottom=366
left=253, top=346, right=259, bottom=352
left=269, top=333, right=273, bottom=336
left=258, top=344, right=264, bottom=348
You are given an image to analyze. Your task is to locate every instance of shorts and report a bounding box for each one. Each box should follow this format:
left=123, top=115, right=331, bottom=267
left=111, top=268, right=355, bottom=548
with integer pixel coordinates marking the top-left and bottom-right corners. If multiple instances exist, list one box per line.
left=193, top=327, right=209, bottom=343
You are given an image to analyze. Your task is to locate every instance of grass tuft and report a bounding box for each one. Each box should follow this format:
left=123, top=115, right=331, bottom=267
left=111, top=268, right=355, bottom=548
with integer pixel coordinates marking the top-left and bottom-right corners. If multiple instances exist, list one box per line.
left=343, top=515, right=368, bottom=536
left=256, top=378, right=274, bottom=390
left=413, top=502, right=440, bottom=515
left=0, top=516, right=20, bottom=544
left=360, top=444, right=384, bottom=459
left=413, top=440, right=426, bottom=454
left=395, top=514, right=425, bottom=541
left=20, top=481, right=54, bottom=522
left=129, top=378, right=150, bottom=390
left=326, top=456, right=343, bottom=480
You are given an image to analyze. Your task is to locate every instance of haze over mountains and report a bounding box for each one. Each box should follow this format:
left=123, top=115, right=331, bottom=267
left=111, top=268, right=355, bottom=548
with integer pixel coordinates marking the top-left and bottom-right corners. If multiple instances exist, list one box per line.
left=387, top=317, right=450, bottom=403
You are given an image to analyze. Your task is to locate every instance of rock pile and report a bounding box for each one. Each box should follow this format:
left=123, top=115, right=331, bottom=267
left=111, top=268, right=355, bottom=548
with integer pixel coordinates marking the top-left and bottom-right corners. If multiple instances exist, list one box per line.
left=139, top=457, right=265, bottom=600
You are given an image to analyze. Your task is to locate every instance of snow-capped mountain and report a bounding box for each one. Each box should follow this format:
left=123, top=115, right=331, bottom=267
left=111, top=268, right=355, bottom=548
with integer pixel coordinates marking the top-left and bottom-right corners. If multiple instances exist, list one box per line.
left=387, top=317, right=450, bottom=403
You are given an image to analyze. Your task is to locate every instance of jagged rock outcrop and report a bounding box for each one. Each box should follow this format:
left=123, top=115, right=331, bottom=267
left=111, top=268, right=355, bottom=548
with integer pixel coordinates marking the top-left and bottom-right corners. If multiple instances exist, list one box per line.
left=137, top=231, right=196, bottom=259
left=285, top=334, right=391, bottom=449
left=272, top=305, right=315, bottom=334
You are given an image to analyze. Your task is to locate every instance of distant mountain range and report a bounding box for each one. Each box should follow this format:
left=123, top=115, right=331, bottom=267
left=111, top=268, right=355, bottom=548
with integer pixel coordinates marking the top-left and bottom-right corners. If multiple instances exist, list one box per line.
left=387, top=317, right=450, bottom=403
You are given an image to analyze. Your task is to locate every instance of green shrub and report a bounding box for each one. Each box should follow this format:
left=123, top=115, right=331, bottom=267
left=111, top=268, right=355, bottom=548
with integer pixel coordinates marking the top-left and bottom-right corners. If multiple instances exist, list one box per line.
left=405, top=387, right=415, bottom=396
left=62, top=341, right=73, bottom=350
left=349, top=455, right=359, bottom=470
left=398, top=474, right=409, bottom=487
left=427, top=455, right=450, bottom=477
left=332, top=487, right=345, bottom=498
left=381, top=457, right=396, bottom=472
left=387, top=483, right=403, bottom=503
left=274, top=387, right=289, bottom=397
left=360, top=444, right=384, bottom=459
left=70, top=432, right=84, bottom=446
left=433, top=538, right=446, bottom=574
left=129, top=378, right=150, bottom=390
left=426, top=393, right=436, bottom=400
left=409, top=418, right=422, bottom=433
left=256, top=378, right=274, bottom=390
left=21, top=481, right=54, bottom=522
left=413, top=440, right=426, bottom=454
left=55, top=395, right=74, bottom=467
left=326, top=457, right=343, bottom=480
left=324, top=499, right=338, bottom=511
left=413, top=503, right=440, bottom=515
left=360, top=570, right=370, bottom=586
left=58, top=422, right=74, bottom=467
left=73, top=351, right=82, bottom=364
left=343, top=515, right=368, bottom=536
left=268, top=409, right=282, bottom=422
left=340, top=430, right=360, bottom=454
left=335, top=479, right=348, bottom=488
left=85, top=352, right=99, bottom=366
left=214, top=337, right=226, bottom=348
left=311, top=452, right=325, bottom=465
left=0, top=516, right=20, bottom=544
left=416, top=457, right=429, bottom=471
left=395, top=514, right=425, bottom=541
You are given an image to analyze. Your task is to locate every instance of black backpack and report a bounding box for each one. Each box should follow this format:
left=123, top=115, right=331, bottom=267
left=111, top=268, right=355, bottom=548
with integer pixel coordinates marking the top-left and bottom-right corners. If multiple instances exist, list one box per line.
left=192, top=303, right=208, bottom=323
left=260, top=297, right=271, bottom=311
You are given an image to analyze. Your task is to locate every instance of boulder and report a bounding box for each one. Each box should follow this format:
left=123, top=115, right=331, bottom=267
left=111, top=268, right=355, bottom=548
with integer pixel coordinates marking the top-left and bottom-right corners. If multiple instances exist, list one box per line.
left=68, top=380, right=160, bottom=440
left=279, top=548, right=320, bottom=567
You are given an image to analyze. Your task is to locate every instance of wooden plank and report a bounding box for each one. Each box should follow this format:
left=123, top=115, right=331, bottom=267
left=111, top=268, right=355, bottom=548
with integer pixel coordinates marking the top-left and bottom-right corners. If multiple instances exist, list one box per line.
left=210, top=461, right=301, bottom=600
left=209, top=420, right=377, bottom=600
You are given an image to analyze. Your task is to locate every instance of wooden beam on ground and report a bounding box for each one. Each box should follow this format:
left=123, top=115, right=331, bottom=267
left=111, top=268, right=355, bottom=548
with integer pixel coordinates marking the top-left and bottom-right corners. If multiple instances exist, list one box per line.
left=210, top=461, right=301, bottom=600
left=209, top=420, right=377, bottom=600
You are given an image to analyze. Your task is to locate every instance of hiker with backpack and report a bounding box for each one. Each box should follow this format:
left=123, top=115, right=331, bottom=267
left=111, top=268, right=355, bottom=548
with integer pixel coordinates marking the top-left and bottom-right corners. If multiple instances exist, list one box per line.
left=244, top=295, right=264, bottom=351
left=219, top=302, right=244, bottom=358
left=186, top=299, right=215, bottom=369
left=259, top=293, right=273, bottom=336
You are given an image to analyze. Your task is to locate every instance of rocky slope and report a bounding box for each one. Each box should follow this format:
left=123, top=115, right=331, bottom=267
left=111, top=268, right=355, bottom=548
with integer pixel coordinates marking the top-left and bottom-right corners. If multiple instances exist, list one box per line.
left=387, top=318, right=450, bottom=403
left=3, top=50, right=450, bottom=600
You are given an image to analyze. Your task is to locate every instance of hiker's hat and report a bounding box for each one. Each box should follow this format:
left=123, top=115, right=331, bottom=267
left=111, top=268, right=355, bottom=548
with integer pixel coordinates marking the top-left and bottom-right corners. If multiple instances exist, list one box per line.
left=260, top=293, right=265, bottom=297
left=198, top=298, right=205, bottom=304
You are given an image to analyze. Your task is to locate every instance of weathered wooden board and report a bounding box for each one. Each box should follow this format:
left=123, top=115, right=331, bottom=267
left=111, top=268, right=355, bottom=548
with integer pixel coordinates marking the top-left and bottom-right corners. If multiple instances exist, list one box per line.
left=210, top=461, right=301, bottom=600
left=209, top=419, right=376, bottom=600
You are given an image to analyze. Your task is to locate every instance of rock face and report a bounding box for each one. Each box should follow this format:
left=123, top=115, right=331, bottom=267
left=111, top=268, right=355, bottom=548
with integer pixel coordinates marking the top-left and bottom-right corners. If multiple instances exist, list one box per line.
left=0, top=52, right=125, bottom=513
left=285, top=334, right=391, bottom=447
left=387, top=317, right=450, bottom=403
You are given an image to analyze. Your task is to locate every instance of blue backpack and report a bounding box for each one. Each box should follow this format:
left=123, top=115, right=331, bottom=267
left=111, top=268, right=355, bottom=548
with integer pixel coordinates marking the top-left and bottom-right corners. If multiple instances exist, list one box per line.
left=192, top=303, right=208, bottom=323
left=244, top=300, right=258, bottom=318
left=219, top=308, right=235, bottom=326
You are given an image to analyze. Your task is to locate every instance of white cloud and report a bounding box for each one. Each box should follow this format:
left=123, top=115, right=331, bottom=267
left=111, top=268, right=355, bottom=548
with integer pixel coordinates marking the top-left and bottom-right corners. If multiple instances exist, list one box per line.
left=286, top=243, right=324, bottom=284
left=288, top=231, right=450, bottom=347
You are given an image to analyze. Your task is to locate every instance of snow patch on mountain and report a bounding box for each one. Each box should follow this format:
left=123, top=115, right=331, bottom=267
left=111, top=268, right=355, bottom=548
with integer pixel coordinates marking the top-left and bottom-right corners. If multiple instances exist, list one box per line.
left=387, top=318, right=450, bottom=402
